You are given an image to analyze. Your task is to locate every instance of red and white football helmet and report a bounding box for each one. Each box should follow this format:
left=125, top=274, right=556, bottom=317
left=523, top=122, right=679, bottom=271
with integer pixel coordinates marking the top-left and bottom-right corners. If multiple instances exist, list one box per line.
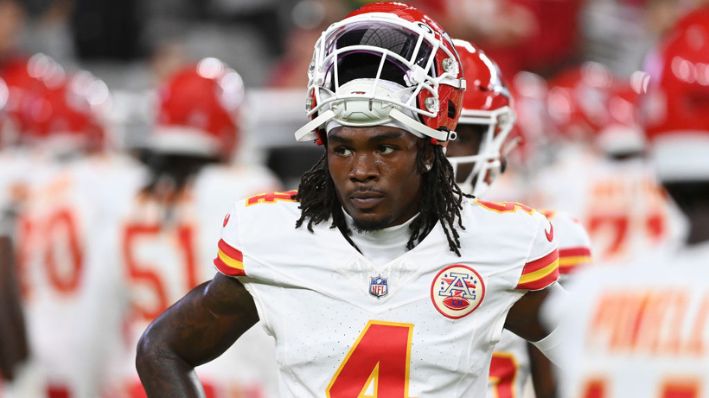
left=1, top=54, right=108, bottom=153
left=446, top=39, right=515, bottom=196
left=294, top=2, right=466, bottom=145
left=546, top=61, right=647, bottom=155
left=37, top=71, right=109, bottom=153
left=151, top=57, right=244, bottom=160
left=641, top=6, right=709, bottom=181
left=1, top=54, right=64, bottom=144
left=546, top=62, right=616, bottom=142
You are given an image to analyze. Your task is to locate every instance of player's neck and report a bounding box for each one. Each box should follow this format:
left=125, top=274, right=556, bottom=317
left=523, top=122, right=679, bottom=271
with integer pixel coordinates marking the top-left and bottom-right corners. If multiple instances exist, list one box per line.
left=343, top=210, right=419, bottom=266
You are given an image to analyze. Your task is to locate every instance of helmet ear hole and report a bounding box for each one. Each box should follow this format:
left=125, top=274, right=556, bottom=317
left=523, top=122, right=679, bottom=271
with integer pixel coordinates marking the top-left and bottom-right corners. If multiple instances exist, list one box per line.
left=448, top=100, right=457, bottom=119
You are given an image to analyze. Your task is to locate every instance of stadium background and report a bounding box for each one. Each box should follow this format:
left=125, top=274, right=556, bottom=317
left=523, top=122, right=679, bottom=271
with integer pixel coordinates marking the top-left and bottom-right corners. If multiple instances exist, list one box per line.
left=0, top=0, right=693, bottom=187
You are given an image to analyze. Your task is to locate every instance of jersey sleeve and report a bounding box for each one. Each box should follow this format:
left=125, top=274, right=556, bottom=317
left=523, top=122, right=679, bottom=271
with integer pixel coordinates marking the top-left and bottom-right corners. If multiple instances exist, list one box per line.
left=543, top=210, right=593, bottom=277
left=515, top=212, right=560, bottom=291
left=213, top=203, right=246, bottom=277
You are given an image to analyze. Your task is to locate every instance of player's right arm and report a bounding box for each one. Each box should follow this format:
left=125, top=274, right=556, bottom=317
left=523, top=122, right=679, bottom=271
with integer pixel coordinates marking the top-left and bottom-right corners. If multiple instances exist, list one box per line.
left=0, top=220, right=29, bottom=381
left=135, top=273, right=259, bottom=398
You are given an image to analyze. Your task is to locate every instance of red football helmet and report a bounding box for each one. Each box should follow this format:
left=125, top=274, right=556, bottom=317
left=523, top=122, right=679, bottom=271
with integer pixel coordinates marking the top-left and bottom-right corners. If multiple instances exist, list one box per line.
left=595, top=78, right=646, bottom=155
left=294, top=2, right=466, bottom=146
left=1, top=54, right=108, bottom=152
left=1, top=54, right=64, bottom=143
left=152, top=57, right=244, bottom=160
left=641, top=6, right=709, bottom=181
left=37, top=71, right=108, bottom=153
left=446, top=39, right=515, bottom=195
left=546, top=62, right=616, bottom=142
left=642, top=7, right=709, bottom=137
left=545, top=61, right=647, bottom=155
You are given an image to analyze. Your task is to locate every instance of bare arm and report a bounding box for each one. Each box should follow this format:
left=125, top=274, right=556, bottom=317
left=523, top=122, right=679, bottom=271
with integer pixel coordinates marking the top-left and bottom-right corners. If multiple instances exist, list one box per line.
left=527, top=342, right=558, bottom=398
left=136, top=273, right=259, bottom=398
left=504, top=283, right=565, bottom=342
left=0, top=234, right=29, bottom=381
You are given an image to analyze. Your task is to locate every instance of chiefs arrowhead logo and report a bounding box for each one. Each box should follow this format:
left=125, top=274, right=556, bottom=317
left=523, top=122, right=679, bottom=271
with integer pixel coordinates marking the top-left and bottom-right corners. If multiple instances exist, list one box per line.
left=545, top=221, right=554, bottom=242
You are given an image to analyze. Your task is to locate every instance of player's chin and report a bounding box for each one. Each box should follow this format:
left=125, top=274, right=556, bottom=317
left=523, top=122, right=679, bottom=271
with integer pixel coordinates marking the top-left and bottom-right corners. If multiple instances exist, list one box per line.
left=347, top=208, right=391, bottom=232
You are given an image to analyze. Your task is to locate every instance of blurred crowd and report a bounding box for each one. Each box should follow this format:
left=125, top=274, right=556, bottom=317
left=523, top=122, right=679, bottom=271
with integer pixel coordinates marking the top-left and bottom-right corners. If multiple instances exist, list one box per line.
left=0, top=0, right=707, bottom=397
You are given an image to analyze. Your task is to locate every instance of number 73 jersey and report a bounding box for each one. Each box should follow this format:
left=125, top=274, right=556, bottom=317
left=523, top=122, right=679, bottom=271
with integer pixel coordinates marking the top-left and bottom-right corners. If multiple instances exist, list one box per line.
left=214, top=196, right=560, bottom=397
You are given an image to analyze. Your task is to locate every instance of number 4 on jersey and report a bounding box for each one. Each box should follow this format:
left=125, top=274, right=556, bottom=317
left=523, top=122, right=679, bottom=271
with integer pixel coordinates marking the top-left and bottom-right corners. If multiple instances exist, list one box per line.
left=327, top=321, right=413, bottom=398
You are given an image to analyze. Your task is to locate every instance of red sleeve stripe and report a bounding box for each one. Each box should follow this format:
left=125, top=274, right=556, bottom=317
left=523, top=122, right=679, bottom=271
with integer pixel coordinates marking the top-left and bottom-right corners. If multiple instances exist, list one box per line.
left=213, top=240, right=245, bottom=277
left=520, top=249, right=559, bottom=274
left=559, top=247, right=592, bottom=258
left=559, top=246, right=592, bottom=275
left=516, top=249, right=560, bottom=290
left=218, top=239, right=243, bottom=261
left=214, top=256, right=246, bottom=277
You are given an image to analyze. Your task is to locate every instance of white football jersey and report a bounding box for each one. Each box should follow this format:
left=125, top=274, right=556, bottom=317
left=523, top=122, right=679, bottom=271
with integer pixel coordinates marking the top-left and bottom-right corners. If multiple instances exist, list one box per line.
left=93, top=163, right=281, bottom=398
left=546, top=243, right=709, bottom=398
left=531, top=150, right=680, bottom=266
left=488, top=210, right=592, bottom=398
left=14, top=153, right=144, bottom=398
left=214, top=196, right=560, bottom=397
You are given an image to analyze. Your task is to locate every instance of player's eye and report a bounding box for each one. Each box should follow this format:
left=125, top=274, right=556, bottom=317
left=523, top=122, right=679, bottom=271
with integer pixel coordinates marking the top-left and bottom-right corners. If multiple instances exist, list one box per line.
left=378, top=145, right=395, bottom=155
left=333, top=146, right=352, bottom=156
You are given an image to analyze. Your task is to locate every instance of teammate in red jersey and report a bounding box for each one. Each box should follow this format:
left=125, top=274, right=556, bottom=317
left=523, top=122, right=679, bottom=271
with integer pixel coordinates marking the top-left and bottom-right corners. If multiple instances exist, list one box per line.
left=136, top=3, right=567, bottom=397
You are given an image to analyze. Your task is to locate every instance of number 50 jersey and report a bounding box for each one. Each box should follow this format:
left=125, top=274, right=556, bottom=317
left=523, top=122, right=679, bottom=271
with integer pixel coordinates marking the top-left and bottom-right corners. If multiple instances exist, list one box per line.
left=214, top=196, right=559, bottom=397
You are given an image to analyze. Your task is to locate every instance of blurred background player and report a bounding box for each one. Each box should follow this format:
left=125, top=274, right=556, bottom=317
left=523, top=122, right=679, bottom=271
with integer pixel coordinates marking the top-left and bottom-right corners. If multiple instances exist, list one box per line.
left=545, top=6, right=709, bottom=396
left=447, top=39, right=593, bottom=398
left=0, top=72, right=33, bottom=397
left=4, top=53, right=145, bottom=398
left=529, top=61, right=683, bottom=266
left=86, top=58, right=280, bottom=398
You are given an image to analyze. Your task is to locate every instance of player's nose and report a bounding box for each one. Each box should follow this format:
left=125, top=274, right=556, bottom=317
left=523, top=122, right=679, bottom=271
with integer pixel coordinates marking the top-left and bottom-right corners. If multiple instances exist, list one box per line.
left=349, top=152, right=379, bottom=182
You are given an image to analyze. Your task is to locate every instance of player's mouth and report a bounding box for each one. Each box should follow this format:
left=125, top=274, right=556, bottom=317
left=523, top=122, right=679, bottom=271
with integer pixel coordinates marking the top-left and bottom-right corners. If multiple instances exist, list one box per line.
left=349, top=190, right=385, bottom=210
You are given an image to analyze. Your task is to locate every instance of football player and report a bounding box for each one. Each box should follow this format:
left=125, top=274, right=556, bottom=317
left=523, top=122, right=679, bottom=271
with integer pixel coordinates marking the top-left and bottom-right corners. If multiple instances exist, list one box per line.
left=0, top=73, right=32, bottom=396
left=530, top=62, right=682, bottom=266
left=446, top=39, right=592, bottom=398
left=88, top=58, right=281, bottom=397
left=546, top=7, right=709, bottom=397
left=5, top=56, right=145, bottom=398
left=136, top=3, right=565, bottom=397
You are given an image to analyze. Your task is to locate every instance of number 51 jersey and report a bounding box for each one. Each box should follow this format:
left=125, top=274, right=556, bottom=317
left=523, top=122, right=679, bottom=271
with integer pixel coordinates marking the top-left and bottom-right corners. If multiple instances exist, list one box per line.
left=214, top=196, right=559, bottom=397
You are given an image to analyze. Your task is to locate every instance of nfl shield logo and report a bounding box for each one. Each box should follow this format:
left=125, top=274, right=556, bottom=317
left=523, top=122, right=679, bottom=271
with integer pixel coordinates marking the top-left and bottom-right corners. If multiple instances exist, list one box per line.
left=369, top=275, right=388, bottom=298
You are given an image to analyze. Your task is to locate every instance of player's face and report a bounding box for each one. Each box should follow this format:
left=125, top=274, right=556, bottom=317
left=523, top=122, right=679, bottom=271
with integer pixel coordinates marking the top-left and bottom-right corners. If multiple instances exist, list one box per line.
left=445, top=123, right=486, bottom=184
left=328, top=125, right=426, bottom=231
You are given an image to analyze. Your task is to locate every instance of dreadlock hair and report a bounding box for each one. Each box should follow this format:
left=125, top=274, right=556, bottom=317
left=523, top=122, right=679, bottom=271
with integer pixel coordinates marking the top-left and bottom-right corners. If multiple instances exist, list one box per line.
left=294, top=133, right=474, bottom=256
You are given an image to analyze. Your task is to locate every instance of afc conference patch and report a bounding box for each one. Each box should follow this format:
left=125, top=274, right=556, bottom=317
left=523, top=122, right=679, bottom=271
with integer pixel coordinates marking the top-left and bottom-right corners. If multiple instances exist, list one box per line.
left=430, top=264, right=485, bottom=319
left=369, top=275, right=388, bottom=298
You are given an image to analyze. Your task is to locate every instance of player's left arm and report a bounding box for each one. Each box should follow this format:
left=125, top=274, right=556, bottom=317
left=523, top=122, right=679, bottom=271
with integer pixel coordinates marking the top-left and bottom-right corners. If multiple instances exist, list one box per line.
left=504, top=283, right=565, bottom=343
left=504, top=212, right=567, bottom=363
left=523, top=211, right=592, bottom=398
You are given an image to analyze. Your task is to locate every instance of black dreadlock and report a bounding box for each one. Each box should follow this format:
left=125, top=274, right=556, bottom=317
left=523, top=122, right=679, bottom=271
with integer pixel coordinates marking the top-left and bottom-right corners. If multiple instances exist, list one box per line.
left=294, top=137, right=474, bottom=256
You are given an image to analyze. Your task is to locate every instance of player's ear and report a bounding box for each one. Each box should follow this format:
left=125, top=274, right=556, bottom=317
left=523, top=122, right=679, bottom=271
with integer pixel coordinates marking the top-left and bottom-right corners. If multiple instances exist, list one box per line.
left=421, top=143, right=435, bottom=173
